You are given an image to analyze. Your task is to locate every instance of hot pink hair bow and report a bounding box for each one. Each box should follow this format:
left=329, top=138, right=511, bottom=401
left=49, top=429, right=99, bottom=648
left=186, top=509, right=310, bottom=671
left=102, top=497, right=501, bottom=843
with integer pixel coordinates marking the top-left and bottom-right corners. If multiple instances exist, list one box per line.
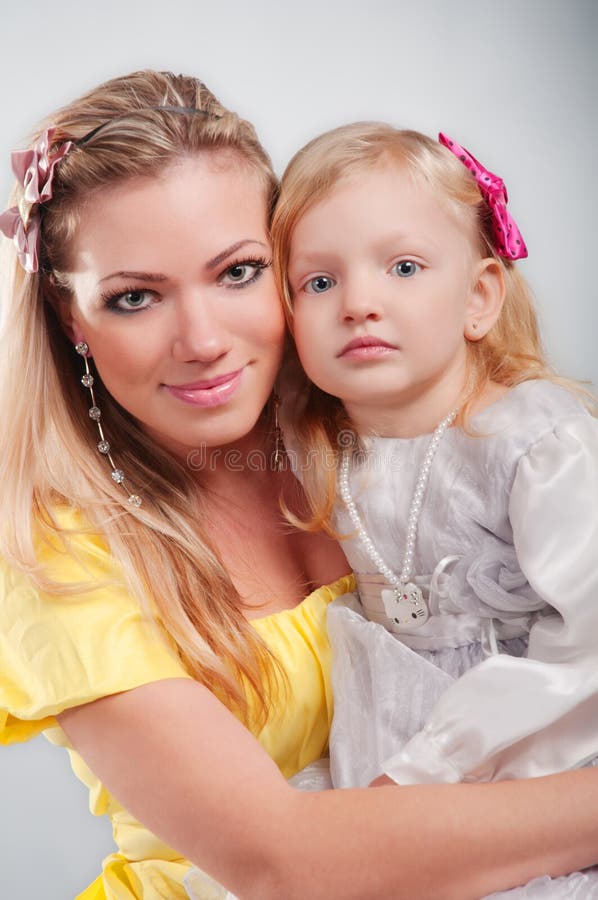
left=0, top=128, right=73, bottom=273
left=438, top=133, right=527, bottom=260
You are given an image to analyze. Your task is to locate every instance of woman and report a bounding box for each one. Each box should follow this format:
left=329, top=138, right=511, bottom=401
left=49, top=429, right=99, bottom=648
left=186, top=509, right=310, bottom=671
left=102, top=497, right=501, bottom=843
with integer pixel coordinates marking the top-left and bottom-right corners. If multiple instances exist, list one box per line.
left=1, top=69, right=598, bottom=900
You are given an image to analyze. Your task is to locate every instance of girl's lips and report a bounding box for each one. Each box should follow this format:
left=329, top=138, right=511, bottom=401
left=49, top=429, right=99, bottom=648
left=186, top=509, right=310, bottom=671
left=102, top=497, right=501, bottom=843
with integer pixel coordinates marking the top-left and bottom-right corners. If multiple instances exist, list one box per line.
left=338, top=337, right=398, bottom=360
left=165, top=368, right=244, bottom=408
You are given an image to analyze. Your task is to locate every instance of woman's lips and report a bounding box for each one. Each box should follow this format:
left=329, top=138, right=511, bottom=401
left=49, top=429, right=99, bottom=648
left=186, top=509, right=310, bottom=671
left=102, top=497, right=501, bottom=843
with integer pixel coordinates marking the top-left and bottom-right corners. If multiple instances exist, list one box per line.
left=165, top=368, right=244, bottom=408
left=337, top=337, right=398, bottom=360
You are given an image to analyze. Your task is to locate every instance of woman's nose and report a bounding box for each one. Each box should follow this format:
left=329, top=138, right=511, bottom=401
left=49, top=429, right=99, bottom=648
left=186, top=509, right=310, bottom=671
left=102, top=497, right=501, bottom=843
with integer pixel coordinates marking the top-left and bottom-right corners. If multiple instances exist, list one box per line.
left=171, top=294, right=233, bottom=364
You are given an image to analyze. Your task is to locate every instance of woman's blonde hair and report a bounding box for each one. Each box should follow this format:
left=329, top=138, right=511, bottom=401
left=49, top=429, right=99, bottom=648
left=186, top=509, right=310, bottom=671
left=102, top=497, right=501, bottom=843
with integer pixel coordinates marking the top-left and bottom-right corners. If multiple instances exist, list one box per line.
left=0, top=70, right=280, bottom=725
left=271, top=121, right=585, bottom=533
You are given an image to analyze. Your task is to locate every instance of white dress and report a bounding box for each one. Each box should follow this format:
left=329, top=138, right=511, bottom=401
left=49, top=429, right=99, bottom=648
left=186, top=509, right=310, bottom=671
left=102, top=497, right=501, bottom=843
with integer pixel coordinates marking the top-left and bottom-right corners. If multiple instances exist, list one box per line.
left=326, top=380, right=598, bottom=897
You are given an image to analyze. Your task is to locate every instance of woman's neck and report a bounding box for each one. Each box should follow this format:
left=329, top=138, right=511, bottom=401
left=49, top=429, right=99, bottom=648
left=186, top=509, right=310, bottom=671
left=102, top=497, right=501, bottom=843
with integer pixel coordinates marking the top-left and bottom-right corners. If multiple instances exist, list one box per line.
left=185, top=415, right=274, bottom=491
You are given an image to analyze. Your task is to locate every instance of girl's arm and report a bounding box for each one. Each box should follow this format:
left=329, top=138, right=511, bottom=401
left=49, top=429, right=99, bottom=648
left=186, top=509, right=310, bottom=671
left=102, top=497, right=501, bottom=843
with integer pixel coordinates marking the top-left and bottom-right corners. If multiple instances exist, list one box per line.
left=381, top=414, right=598, bottom=785
left=59, top=676, right=598, bottom=900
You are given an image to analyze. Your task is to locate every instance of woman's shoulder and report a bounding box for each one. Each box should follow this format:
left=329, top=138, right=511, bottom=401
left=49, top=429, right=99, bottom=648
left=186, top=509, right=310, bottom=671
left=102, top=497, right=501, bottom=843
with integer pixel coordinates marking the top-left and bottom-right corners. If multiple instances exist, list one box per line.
left=31, top=504, right=115, bottom=579
left=0, top=503, right=107, bottom=597
left=0, top=504, right=189, bottom=745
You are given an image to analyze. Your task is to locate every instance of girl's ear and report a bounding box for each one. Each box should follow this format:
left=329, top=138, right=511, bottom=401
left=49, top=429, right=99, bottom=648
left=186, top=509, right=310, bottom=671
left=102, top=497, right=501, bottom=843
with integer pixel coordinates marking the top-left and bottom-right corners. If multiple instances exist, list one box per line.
left=464, top=257, right=505, bottom=341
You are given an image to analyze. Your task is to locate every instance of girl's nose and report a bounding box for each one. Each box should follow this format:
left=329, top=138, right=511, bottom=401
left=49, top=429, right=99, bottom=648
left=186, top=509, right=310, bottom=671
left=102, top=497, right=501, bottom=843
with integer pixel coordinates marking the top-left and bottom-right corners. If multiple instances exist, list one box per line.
left=338, top=278, right=383, bottom=324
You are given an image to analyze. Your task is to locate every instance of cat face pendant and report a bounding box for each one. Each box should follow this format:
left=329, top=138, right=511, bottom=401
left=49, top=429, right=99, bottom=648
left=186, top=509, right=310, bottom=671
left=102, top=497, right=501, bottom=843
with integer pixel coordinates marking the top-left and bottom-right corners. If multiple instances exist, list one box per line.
left=381, top=583, right=429, bottom=631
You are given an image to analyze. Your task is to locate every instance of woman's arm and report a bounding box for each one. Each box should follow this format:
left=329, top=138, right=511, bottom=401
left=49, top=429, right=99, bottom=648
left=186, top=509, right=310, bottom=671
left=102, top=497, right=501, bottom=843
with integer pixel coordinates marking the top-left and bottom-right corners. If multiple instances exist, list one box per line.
left=59, top=677, right=598, bottom=900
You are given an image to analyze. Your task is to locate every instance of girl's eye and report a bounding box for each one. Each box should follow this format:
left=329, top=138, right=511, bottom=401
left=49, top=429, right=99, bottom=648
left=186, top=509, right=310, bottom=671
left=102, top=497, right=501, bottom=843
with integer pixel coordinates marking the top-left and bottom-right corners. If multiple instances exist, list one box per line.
left=220, top=259, right=268, bottom=288
left=305, top=275, right=336, bottom=295
left=105, top=289, right=157, bottom=313
left=392, top=260, right=421, bottom=278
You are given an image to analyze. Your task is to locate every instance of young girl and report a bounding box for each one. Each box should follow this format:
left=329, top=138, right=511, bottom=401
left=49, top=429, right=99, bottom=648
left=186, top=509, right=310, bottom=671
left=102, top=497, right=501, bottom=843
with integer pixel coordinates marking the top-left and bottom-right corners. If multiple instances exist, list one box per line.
left=272, top=122, right=598, bottom=894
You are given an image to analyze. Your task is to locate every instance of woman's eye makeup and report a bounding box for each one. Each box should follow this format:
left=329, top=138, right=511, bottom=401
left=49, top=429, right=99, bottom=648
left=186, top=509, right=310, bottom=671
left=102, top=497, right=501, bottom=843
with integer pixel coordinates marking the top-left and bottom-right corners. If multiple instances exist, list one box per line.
left=99, top=256, right=270, bottom=311
left=219, top=256, right=270, bottom=289
left=101, top=288, right=158, bottom=314
left=304, top=275, right=336, bottom=295
left=391, top=260, right=421, bottom=278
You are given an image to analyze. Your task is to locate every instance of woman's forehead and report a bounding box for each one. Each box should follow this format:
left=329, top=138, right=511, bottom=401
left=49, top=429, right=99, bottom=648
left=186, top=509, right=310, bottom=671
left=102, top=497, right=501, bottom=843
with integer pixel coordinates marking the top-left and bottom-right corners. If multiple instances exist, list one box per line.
left=69, top=158, right=270, bottom=264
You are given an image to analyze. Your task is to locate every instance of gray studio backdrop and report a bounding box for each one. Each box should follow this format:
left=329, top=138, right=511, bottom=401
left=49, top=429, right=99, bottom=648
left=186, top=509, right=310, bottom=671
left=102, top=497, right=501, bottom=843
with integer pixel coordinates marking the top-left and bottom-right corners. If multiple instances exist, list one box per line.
left=1, top=1, right=597, bottom=898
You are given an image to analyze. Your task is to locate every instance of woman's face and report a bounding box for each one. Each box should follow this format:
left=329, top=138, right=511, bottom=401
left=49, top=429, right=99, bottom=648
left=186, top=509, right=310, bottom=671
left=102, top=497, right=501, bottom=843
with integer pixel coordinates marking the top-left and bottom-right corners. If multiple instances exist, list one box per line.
left=64, top=154, right=284, bottom=459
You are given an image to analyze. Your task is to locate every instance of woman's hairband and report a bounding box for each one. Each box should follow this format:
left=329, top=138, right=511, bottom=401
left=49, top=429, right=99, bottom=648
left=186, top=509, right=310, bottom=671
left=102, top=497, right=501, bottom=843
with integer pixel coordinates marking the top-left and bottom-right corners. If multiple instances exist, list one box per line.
left=78, top=105, right=219, bottom=145
left=439, top=132, right=527, bottom=260
left=0, top=106, right=221, bottom=273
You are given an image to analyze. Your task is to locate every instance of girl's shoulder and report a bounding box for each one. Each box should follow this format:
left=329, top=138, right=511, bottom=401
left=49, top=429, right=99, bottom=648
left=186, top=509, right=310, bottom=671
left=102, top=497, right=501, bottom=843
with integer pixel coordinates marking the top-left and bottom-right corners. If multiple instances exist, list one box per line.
left=470, top=379, right=590, bottom=441
left=449, top=380, right=595, bottom=483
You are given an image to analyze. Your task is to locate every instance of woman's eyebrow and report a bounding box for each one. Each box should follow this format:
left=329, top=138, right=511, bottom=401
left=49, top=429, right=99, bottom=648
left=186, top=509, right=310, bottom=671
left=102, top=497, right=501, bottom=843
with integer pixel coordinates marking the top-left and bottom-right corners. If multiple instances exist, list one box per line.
left=99, top=271, right=169, bottom=284
left=96, top=240, right=269, bottom=285
left=206, top=239, right=268, bottom=270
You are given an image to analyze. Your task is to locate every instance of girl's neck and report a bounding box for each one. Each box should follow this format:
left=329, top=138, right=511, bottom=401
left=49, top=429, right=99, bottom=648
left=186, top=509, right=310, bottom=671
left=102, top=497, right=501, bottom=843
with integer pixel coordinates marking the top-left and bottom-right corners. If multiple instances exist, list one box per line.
left=346, top=379, right=509, bottom=439
left=346, top=382, right=463, bottom=439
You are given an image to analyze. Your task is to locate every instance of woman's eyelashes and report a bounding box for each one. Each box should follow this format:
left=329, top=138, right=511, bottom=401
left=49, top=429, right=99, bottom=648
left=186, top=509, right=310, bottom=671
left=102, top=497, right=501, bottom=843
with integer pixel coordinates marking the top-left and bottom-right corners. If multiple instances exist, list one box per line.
left=101, top=287, right=159, bottom=314
left=218, top=256, right=271, bottom=289
left=101, top=258, right=272, bottom=313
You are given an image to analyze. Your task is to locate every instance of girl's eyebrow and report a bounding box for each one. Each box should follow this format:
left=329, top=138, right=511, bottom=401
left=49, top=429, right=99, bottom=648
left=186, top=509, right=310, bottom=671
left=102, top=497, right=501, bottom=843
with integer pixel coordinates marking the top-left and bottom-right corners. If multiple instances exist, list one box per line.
left=288, top=249, right=333, bottom=267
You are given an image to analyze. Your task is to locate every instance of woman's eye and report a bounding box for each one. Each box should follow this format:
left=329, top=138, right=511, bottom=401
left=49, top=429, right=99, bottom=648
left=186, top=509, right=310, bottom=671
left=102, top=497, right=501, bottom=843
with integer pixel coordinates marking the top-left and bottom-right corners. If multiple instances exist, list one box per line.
left=107, top=290, right=157, bottom=313
left=220, top=261, right=267, bottom=287
left=392, top=260, right=421, bottom=278
left=305, top=275, right=336, bottom=295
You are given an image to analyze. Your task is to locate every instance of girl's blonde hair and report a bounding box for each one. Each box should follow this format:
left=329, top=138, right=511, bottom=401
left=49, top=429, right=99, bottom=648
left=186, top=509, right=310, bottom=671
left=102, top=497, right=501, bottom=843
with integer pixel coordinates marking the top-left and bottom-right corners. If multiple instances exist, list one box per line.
left=271, top=121, right=580, bottom=533
left=0, top=70, right=280, bottom=725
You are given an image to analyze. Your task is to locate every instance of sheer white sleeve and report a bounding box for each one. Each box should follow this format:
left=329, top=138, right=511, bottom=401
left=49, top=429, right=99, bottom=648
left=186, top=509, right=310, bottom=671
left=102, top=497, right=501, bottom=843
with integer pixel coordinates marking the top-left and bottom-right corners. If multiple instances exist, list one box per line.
left=381, top=415, right=598, bottom=784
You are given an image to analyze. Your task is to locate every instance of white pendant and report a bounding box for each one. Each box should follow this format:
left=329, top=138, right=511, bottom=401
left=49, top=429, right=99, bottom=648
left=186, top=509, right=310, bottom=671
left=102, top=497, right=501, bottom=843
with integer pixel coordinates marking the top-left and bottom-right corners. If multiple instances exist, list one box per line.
left=381, top=583, right=429, bottom=631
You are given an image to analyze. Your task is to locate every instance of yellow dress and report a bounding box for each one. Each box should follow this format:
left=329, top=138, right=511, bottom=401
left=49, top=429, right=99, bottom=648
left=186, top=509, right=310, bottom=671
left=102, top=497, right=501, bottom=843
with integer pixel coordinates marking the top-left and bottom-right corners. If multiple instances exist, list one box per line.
left=0, top=509, right=354, bottom=899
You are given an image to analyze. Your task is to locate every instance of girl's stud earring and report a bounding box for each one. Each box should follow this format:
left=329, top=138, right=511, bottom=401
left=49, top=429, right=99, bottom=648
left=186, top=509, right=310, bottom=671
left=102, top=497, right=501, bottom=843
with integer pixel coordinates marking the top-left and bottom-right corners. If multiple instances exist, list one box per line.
left=75, top=342, right=142, bottom=507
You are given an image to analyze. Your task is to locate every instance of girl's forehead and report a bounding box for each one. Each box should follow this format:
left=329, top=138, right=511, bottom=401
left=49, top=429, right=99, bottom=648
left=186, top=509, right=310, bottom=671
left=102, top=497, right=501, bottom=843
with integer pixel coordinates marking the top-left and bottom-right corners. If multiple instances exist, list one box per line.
left=288, top=159, right=479, bottom=268
left=303, top=160, right=435, bottom=218
left=295, top=162, right=446, bottom=229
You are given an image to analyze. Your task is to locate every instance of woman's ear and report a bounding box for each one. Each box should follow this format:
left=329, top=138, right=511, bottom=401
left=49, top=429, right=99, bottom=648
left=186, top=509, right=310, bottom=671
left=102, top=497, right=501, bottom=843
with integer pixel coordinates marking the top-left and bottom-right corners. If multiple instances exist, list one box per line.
left=45, top=281, right=88, bottom=349
left=464, top=257, right=505, bottom=341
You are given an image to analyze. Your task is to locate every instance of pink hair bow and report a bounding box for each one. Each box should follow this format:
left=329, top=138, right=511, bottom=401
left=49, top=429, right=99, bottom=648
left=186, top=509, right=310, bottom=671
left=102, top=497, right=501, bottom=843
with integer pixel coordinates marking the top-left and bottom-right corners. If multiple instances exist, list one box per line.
left=0, top=128, right=73, bottom=273
left=438, top=133, right=527, bottom=260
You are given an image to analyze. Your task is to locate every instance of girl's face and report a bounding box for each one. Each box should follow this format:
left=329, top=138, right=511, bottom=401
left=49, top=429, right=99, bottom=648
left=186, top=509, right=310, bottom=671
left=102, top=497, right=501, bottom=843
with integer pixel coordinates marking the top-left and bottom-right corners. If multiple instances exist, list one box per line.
left=287, top=162, right=490, bottom=437
left=64, top=155, right=284, bottom=459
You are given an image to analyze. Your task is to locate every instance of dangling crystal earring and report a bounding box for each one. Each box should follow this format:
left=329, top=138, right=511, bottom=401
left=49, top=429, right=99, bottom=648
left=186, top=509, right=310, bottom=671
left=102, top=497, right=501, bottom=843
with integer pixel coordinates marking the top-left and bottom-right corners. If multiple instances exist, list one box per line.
left=272, top=392, right=284, bottom=472
left=75, top=342, right=142, bottom=507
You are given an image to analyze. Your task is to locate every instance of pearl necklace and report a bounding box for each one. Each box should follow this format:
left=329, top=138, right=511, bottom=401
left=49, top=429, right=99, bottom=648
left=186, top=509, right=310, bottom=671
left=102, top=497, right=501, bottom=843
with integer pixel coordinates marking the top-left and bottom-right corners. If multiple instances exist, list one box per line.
left=338, top=408, right=458, bottom=631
